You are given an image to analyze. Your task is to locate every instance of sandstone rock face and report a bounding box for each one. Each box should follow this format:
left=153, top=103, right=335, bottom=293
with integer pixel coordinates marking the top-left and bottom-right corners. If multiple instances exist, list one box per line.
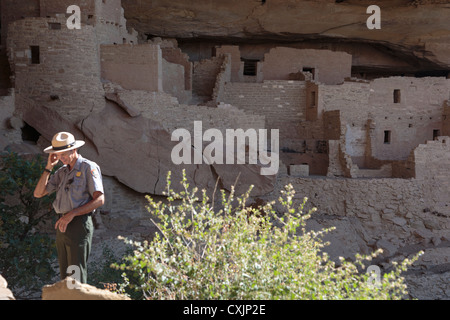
left=80, top=100, right=215, bottom=195
left=42, top=278, right=130, bottom=300
left=122, top=0, right=450, bottom=73
left=80, top=100, right=276, bottom=196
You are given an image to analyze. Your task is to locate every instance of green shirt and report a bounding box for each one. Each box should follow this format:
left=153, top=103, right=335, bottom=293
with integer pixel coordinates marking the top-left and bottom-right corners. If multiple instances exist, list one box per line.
left=46, top=155, right=104, bottom=214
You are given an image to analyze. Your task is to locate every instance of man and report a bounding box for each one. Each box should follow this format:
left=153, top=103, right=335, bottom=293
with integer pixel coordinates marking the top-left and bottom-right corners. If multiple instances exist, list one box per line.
left=34, top=131, right=105, bottom=284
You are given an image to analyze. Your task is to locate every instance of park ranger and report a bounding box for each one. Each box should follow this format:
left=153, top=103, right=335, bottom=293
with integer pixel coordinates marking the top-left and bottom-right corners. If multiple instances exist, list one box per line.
left=34, top=131, right=105, bottom=284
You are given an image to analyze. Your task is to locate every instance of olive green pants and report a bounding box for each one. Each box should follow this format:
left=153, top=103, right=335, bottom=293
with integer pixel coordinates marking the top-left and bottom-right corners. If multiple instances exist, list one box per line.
left=55, top=214, right=93, bottom=284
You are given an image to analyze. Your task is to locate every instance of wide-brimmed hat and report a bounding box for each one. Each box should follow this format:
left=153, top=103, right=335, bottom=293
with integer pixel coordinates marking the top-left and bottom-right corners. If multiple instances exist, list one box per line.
left=44, top=132, right=85, bottom=153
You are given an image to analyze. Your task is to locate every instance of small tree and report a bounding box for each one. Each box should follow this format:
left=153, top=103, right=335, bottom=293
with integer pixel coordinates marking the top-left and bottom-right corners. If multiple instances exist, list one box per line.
left=114, top=170, right=421, bottom=300
left=0, top=152, right=57, bottom=299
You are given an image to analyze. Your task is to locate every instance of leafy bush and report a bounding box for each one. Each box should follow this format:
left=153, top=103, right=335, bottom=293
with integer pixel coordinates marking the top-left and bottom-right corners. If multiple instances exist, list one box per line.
left=89, top=244, right=143, bottom=300
left=114, top=170, right=421, bottom=300
left=0, top=152, right=57, bottom=299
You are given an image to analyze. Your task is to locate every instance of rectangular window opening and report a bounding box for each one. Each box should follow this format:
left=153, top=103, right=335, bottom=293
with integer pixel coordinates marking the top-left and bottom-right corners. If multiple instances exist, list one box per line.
left=30, top=46, right=40, bottom=64
left=48, top=22, right=61, bottom=30
left=393, top=89, right=401, bottom=103
left=242, top=59, right=258, bottom=76
left=384, top=130, right=391, bottom=144
left=433, top=129, right=440, bottom=140
left=303, top=67, right=315, bottom=80
left=310, top=91, right=316, bottom=108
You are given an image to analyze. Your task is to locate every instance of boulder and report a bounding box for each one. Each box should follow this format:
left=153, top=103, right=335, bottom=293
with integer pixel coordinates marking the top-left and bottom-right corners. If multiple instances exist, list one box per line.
left=80, top=100, right=216, bottom=195
left=16, top=95, right=276, bottom=197
left=42, top=278, right=130, bottom=300
left=80, top=100, right=276, bottom=196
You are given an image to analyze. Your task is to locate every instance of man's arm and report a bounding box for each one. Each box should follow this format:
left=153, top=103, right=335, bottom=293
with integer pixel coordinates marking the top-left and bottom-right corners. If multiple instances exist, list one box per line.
left=55, top=191, right=105, bottom=233
left=34, top=153, right=59, bottom=198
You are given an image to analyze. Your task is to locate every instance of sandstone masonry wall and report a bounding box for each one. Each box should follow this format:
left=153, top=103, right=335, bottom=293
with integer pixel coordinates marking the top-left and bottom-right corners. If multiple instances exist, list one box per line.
left=161, top=45, right=193, bottom=91
left=214, top=45, right=243, bottom=82
left=261, top=48, right=352, bottom=85
left=193, top=55, right=226, bottom=101
left=320, top=77, right=450, bottom=168
left=101, top=44, right=163, bottom=92
left=368, top=77, right=449, bottom=161
left=1, top=0, right=40, bottom=47
left=413, top=137, right=450, bottom=213
left=443, top=101, right=450, bottom=136
left=104, top=85, right=266, bottom=135
left=220, top=80, right=333, bottom=174
left=220, top=80, right=306, bottom=138
left=7, top=17, right=105, bottom=122
left=162, top=58, right=191, bottom=104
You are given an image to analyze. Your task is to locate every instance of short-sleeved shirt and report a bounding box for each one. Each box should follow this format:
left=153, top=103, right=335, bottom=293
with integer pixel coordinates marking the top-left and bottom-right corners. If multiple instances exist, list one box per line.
left=46, top=155, right=104, bottom=214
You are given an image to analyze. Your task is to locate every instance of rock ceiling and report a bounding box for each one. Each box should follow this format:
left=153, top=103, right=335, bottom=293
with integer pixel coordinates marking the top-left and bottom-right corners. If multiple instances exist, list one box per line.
left=121, top=0, right=450, bottom=74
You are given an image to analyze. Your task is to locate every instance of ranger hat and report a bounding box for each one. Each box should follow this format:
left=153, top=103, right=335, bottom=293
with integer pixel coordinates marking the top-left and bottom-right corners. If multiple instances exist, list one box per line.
left=44, top=132, right=85, bottom=153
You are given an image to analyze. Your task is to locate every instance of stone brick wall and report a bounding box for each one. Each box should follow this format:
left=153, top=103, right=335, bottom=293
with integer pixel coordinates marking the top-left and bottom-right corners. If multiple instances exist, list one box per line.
left=220, top=80, right=306, bottom=138
left=414, top=136, right=450, bottom=179
left=211, top=54, right=231, bottom=105
left=162, top=58, right=191, bottom=104
left=101, top=44, right=163, bottom=92
left=7, top=17, right=105, bottom=122
left=320, top=77, right=450, bottom=168
left=413, top=137, right=450, bottom=213
left=1, top=0, right=40, bottom=47
left=443, top=101, right=450, bottom=136
left=261, top=47, right=352, bottom=85
left=214, top=45, right=243, bottom=82
left=219, top=80, right=335, bottom=174
left=40, top=0, right=96, bottom=21
left=161, top=45, right=193, bottom=91
left=94, top=18, right=138, bottom=45
left=103, top=84, right=266, bottom=135
left=368, top=77, right=448, bottom=161
left=193, top=55, right=226, bottom=100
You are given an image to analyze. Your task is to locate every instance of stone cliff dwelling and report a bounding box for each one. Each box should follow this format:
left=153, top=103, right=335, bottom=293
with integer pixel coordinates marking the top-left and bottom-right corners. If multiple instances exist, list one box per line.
left=0, top=0, right=449, bottom=299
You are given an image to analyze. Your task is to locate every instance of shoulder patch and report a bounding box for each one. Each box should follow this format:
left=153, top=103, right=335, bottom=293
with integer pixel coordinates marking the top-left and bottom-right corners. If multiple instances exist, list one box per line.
left=91, top=168, right=99, bottom=179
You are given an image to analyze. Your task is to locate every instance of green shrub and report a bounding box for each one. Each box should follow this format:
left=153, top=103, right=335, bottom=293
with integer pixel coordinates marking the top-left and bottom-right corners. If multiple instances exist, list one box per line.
left=114, top=170, right=422, bottom=300
left=0, top=152, right=57, bottom=299
left=90, top=244, right=143, bottom=300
